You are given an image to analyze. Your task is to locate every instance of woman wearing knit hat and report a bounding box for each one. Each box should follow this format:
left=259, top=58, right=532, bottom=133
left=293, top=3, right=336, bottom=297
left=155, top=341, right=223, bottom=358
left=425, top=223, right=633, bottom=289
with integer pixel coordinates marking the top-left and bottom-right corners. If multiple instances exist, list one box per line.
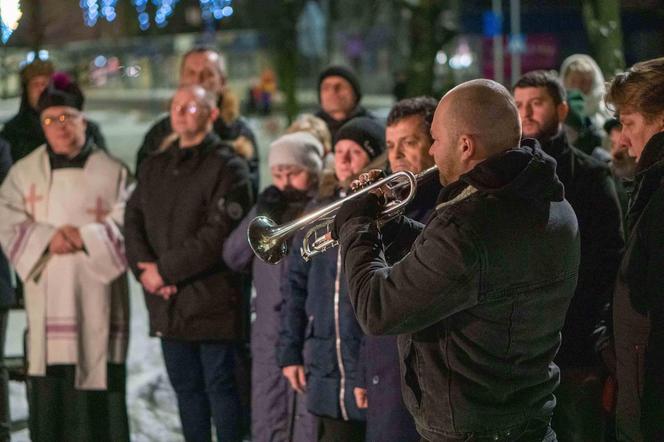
left=223, top=131, right=324, bottom=442
left=277, top=117, right=386, bottom=442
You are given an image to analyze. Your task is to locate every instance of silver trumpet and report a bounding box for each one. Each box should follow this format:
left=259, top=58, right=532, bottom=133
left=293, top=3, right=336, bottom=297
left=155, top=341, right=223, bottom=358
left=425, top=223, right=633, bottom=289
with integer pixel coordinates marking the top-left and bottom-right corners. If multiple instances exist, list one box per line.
left=247, top=166, right=438, bottom=264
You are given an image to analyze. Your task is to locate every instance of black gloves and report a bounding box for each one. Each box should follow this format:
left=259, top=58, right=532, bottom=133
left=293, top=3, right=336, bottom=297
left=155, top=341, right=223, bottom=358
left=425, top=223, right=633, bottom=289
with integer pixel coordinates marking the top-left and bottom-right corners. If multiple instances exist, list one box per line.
left=256, top=185, right=286, bottom=221
left=331, top=192, right=382, bottom=240
left=256, top=185, right=309, bottom=224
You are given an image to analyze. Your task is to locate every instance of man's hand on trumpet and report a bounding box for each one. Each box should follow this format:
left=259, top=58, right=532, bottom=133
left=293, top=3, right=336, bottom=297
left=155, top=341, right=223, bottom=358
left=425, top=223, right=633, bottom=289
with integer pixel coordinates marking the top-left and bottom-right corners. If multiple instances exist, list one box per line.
left=350, top=169, right=386, bottom=192
left=331, top=169, right=386, bottom=240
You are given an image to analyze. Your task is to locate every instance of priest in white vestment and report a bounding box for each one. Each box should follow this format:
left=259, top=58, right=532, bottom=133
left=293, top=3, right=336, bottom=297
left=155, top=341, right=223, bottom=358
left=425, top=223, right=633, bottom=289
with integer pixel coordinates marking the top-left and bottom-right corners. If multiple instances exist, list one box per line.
left=0, top=73, right=131, bottom=442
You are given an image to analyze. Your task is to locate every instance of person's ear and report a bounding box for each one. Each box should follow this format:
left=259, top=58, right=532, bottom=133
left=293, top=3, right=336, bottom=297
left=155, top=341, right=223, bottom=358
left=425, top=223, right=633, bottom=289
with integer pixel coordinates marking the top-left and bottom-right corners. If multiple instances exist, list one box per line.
left=657, top=112, right=664, bottom=131
left=459, top=134, right=476, bottom=162
left=208, top=106, right=219, bottom=122
left=557, top=101, right=569, bottom=122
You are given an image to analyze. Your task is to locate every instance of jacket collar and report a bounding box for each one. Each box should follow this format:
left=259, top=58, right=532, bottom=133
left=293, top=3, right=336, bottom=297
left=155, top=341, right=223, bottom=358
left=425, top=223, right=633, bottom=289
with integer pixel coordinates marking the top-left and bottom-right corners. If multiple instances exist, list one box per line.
left=538, top=129, right=570, bottom=161
left=625, top=132, right=664, bottom=233
left=635, top=131, right=664, bottom=177
left=437, top=138, right=564, bottom=205
left=169, top=133, right=220, bottom=159
left=47, top=137, right=94, bottom=169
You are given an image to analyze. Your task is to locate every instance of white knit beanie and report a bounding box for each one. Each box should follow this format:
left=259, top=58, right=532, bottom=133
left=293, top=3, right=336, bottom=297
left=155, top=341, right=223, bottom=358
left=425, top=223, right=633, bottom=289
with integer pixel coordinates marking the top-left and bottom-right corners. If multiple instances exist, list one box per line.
left=268, top=132, right=324, bottom=172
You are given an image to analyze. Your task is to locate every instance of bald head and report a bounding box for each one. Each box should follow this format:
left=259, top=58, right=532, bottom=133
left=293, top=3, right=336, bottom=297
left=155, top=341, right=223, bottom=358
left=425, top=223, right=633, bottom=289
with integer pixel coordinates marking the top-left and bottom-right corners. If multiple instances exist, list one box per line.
left=442, top=79, right=521, bottom=156
left=430, top=79, right=523, bottom=185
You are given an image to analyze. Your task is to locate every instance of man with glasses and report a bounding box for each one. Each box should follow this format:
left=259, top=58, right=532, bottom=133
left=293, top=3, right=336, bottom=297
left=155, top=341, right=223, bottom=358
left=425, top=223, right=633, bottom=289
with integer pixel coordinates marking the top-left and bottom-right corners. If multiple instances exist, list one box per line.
left=0, top=73, right=132, bottom=441
left=0, top=59, right=107, bottom=163
left=125, top=85, right=253, bottom=442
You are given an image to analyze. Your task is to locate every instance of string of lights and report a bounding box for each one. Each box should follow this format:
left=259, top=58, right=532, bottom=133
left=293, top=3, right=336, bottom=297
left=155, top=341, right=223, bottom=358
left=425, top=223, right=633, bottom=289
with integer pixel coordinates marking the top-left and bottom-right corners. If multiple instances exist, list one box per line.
left=199, top=0, right=234, bottom=24
left=79, top=0, right=234, bottom=31
left=154, top=0, right=180, bottom=28
left=132, top=0, right=150, bottom=30
left=80, top=0, right=118, bottom=27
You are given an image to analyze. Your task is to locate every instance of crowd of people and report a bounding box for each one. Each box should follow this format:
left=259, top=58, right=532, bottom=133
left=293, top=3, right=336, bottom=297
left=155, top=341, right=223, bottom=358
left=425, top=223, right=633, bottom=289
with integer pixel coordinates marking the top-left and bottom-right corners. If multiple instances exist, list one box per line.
left=0, top=47, right=662, bottom=442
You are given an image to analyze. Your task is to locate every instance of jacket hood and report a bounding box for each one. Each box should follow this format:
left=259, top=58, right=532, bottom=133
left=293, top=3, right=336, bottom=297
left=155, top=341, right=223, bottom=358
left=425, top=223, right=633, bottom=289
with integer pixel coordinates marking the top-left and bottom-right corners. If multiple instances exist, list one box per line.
left=456, top=138, right=564, bottom=202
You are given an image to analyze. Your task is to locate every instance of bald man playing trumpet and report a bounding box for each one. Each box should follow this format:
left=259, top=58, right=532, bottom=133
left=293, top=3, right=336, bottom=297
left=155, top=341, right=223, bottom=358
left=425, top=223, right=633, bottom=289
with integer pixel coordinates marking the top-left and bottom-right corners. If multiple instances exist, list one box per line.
left=331, top=79, right=579, bottom=441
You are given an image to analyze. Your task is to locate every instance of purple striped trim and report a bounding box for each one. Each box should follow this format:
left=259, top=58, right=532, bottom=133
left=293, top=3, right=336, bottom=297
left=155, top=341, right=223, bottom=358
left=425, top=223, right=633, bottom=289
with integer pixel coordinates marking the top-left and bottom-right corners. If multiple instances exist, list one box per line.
left=103, top=221, right=127, bottom=270
left=9, top=220, right=34, bottom=264
left=46, top=324, right=77, bottom=333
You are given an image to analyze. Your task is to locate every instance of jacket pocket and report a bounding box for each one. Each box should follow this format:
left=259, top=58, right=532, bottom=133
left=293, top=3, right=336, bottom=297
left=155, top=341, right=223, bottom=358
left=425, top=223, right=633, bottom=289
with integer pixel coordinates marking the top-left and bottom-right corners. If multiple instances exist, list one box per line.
left=402, top=338, right=423, bottom=409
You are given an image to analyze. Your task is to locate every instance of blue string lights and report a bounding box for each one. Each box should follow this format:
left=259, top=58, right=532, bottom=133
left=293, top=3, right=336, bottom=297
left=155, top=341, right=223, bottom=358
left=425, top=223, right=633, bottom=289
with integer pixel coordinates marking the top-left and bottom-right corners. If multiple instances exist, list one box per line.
left=153, top=0, right=180, bottom=28
left=132, top=0, right=150, bottom=30
left=80, top=0, right=118, bottom=27
left=80, top=0, right=234, bottom=30
left=199, top=0, right=234, bottom=24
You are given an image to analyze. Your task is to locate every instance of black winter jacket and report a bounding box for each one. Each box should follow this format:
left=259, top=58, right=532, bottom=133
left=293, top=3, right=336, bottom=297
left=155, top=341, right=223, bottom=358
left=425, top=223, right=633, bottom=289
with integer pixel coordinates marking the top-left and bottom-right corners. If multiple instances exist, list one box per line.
left=540, top=131, right=624, bottom=368
left=339, top=140, right=580, bottom=439
left=125, top=134, right=253, bottom=340
left=613, top=131, right=664, bottom=441
left=356, top=171, right=442, bottom=442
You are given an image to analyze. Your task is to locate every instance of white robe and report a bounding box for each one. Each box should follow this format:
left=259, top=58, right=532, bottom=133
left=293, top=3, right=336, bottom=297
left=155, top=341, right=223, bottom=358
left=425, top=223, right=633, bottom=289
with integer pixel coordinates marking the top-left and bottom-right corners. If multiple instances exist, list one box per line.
left=0, top=145, right=132, bottom=390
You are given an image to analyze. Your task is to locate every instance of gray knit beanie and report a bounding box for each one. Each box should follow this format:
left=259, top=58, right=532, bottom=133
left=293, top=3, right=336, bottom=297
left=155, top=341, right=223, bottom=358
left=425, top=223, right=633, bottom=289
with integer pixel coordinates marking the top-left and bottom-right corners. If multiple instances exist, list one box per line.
left=269, top=132, right=324, bottom=172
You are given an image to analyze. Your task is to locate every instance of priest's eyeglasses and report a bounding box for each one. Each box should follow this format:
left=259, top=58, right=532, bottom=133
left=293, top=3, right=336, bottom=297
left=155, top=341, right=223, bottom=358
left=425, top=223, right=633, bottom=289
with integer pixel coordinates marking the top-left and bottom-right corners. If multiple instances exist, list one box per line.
left=42, top=112, right=82, bottom=127
left=172, top=102, right=202, bottom=115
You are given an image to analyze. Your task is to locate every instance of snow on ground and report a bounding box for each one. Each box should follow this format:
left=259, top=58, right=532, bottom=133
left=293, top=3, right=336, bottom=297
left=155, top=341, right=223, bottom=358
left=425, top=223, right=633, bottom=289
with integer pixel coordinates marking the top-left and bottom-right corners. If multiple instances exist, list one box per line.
left=9, top=277, right=184, bottom=442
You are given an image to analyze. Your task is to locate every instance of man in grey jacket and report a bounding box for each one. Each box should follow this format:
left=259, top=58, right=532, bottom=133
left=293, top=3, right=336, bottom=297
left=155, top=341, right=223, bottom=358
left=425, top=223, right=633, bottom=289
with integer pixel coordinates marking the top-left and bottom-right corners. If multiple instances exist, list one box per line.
left=333, top=79, right=580, bottom=441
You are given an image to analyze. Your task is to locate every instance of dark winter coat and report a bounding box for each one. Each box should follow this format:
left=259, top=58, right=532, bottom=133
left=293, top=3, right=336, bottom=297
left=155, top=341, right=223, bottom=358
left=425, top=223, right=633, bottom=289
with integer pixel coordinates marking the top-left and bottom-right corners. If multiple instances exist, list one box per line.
left=613, top=131, right=664, bottom=441
left=125, top=134, right=253, bottom=341
left=0, top=138, right=14, bottom=308
left=224, top=187, right=316, bottom=442
left=540, top=131, right=623, bottom=369
left=315, top=105, right=373, bottom=140
left=277, top=184, right=367, bottom=422
left=356, top=170, right=442, bottom=442
left=134, top=114, right=259, bottom=193
left=0, top=99, right=106, bottom=163
left=338, top=140, right=580, bottom=439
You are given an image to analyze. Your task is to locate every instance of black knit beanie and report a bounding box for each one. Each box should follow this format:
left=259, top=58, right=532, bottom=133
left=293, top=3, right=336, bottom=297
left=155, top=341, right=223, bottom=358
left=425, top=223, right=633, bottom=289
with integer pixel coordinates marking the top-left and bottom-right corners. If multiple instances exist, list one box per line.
left=333, top=117, right=385, bottom=160
left=318, top=65, right=362, bottom=104
left=37, top=72, right=84, bottom=112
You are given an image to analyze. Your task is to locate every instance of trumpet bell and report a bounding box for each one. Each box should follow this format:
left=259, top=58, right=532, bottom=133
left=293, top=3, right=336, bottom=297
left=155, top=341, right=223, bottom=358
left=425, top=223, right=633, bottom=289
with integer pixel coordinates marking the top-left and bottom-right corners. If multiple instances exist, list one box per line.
left=247, top=215, right=288, bottom=264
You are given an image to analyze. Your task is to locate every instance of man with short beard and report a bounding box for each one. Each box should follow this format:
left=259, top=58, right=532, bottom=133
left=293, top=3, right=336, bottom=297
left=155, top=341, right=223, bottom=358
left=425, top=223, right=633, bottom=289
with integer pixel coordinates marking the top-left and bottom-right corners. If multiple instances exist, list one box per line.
left=333, top=79, right=579, bottom=441
left=353, top=97, right=441, bottom=442
left=514, top=70, right=624, bottom=442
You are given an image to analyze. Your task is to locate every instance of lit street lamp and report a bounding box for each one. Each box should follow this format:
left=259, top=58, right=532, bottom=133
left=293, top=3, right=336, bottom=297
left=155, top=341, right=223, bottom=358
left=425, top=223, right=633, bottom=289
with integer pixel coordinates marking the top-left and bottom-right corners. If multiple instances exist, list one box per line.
left=0, top=0, right=22, bottom=43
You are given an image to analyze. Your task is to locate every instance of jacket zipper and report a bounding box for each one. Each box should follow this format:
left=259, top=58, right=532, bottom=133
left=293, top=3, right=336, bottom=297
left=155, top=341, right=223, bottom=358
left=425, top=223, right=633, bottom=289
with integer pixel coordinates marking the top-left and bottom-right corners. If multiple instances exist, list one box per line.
left=334, top=249, right=349, bottom=420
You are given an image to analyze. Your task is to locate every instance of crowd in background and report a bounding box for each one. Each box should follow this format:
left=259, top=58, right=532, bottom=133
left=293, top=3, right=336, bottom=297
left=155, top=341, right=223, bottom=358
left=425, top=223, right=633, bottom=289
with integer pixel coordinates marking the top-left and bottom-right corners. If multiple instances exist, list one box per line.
left=0, top=47, right=662, bottom=442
